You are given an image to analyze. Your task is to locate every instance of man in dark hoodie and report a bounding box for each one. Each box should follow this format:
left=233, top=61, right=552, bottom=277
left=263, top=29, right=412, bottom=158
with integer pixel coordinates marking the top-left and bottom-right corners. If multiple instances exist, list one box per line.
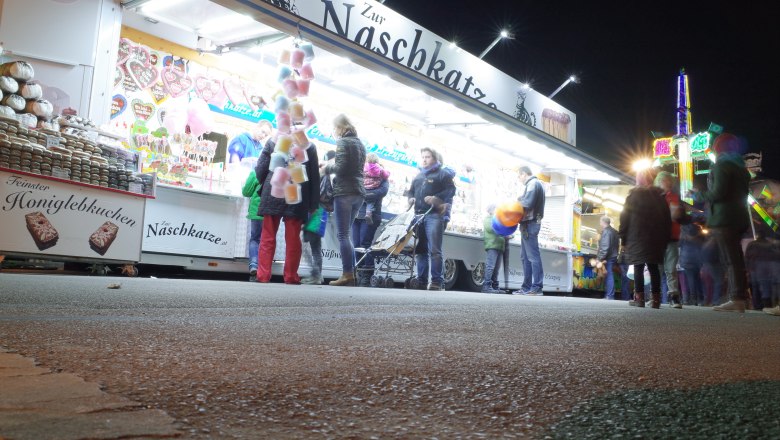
left=408, top=147, right=456, bottom=291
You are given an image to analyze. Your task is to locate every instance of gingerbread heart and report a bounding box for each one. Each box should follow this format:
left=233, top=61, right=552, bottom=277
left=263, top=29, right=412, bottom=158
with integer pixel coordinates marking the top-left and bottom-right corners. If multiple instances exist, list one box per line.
left=114, top=66, right=124, bottom=89
left=149, top=82, right=168, bottom=105
left=161, top=66, right=193, bottom=98
left=126, top=59, right=159, bottom=90
left=194, top=75, right=222, bottom=102
left=110, top=94, right=127, bottom=119
left=117, top=38, right=133, bottom=65
left=120, top=65, right=139, bottom=93
left=131, top=99, right=155, bottom=122
left=127, top=44, right=151, bottom=66
left=162, top=55, right=186, bottom=72
left=223, top=77, right=248, bottom=106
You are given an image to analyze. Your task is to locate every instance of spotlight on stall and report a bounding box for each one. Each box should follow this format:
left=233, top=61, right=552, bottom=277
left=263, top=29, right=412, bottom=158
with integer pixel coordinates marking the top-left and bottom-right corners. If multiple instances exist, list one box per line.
left=632, top=158, right=652, bottom=172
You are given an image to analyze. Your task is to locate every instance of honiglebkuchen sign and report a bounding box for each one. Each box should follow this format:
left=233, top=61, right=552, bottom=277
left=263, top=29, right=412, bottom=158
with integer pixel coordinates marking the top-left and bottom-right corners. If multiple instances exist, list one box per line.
left=0, top=170, right=146, bottom=262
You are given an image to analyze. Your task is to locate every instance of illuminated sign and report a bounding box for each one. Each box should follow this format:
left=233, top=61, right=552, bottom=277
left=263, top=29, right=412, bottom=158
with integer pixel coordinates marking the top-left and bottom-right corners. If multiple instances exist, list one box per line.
left=653, top=137, right=674, bottom=158
left=690, top=132, right=711, bottom=154
left=749, top=194, right=779, bottom=232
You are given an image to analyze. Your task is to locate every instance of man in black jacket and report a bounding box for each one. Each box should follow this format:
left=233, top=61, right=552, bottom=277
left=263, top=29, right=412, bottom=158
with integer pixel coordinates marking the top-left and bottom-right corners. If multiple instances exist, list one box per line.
left=514, top=166, right=546, bottom=295
left=407, top=147, right=456, bottom=291
left=597, top=216, right=620, bottom=299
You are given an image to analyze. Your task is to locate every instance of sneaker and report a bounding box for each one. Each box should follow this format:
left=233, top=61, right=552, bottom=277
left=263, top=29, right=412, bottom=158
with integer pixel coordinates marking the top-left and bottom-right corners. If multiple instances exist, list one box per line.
left=301, top=275, right=323, bottom=285
left=713, top=300, right=746, bottom=313
left=511, top=289, right=530, bottom=295
left=482, top=286, right=504, bottom=294
left=527, top=290, right=543, bottom=296
left=428, top=282, right=444, bottom=291
left=763, top=306, right=780, bottom=316
left=670, top=293, right=683, bottom=309
left=249, top=268, right=257, bottom=277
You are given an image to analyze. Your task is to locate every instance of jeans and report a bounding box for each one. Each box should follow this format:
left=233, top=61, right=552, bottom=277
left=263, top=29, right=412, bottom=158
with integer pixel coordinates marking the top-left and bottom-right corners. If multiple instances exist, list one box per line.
left=353, top=216, right=381, bottom=284
left=520, top=221, right=543, bottom=292
left=604, top=257, right=617, bottom=299
left=248, top=219, right=262, bottom=271
left=415, top=212, right=445, bottom=285
left=682, top=263, right=703, bottom=305
left=483, top=249, right=502, bottom=290
left=620, top=263, right=631, bottom=300
left=709, top=227, right=747, bottom=301
left=663, top=241, right=680, bottom=297
left=333, top=194, right=365, bottom=272
left=303, top=230, right=322, bottom=277
left=702, top=262, right=725, bottom=305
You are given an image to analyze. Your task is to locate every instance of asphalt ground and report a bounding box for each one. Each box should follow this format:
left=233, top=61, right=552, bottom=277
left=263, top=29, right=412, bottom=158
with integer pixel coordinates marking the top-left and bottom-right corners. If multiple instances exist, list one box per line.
left=1, top=273, right=779, bottom=439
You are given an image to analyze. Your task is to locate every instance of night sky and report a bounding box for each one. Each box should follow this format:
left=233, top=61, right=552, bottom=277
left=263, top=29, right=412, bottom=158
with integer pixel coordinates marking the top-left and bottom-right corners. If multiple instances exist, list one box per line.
left=382, top=1, right=780, bottom=180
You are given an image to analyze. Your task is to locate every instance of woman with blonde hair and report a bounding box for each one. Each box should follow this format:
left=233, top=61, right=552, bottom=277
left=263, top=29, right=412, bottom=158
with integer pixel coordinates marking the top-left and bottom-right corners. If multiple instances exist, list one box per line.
left=323, top=114, right=367, bottom=286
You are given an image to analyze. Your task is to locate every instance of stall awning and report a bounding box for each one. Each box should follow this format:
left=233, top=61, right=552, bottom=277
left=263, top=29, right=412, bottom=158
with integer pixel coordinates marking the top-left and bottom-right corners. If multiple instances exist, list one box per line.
left=122, top=0, right=633, bottom=183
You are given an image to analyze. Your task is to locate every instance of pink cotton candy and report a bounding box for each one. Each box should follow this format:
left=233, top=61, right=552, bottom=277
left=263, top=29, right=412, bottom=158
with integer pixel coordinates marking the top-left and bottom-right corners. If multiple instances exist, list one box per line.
left=303, top=110, right=317, bottom=128
left=270, top=184, right=286, bottom=199
left=299, top=63, right=315, bottom=80
left=296, top=80, right=310, bottom=97
left=282, top=79, right=299, bottom=99
left=291, top=49, right=305, bottom=69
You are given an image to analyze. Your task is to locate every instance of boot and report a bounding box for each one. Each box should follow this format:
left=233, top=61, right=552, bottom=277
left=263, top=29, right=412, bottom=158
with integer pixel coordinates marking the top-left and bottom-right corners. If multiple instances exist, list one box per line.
left=629, top=292, right=645, bottom=307
left=651, top=292, right=661, bottom=309
left=329, top=271, right=356, bottom=286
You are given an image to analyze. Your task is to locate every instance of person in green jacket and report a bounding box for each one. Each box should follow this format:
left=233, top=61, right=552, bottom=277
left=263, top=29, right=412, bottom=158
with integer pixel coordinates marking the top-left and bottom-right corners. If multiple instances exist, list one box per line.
left=242, top=169, right=263, bottom=280
left=482, top=204, right=506, bottom=294
left=691, top=133, right=751, bottom=312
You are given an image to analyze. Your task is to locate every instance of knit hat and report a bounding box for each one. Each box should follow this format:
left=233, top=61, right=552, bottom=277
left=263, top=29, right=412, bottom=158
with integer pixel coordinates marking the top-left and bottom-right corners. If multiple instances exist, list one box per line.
left=712, top=133, right=740, bottom=154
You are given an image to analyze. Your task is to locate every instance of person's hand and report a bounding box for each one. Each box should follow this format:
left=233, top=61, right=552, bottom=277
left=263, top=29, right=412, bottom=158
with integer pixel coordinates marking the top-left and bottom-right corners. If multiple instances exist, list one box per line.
left=424, top=196, right=443, bottom=206
left=408, top=198, right=415, bottom=207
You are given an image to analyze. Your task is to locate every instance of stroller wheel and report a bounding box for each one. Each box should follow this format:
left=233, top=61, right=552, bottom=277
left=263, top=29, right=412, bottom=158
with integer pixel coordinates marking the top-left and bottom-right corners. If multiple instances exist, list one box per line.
left=384, top=277, right=395, bottom=288
left=404, top=277, right=413, bottom=289
left=408, top=277, right=420, bottom=290
left=370, top=275, right=382, bottom=288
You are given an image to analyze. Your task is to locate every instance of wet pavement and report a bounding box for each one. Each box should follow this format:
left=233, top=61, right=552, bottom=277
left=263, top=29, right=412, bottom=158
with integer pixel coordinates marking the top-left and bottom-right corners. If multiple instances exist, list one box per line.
left=0, top=273, right=779, bottom=439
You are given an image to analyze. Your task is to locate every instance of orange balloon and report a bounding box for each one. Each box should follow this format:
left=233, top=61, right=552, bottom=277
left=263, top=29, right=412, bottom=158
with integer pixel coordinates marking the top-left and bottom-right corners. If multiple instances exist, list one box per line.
left=496, top=202, right=523, bottom=227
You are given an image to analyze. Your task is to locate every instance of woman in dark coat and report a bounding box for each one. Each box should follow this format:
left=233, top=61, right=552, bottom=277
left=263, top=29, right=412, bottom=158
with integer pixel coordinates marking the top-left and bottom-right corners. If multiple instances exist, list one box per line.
left=254, top=138, right=320, bottom=284
left=619, top=169, right=672, bottom=308
left=323, top=114, right=366, bottom=286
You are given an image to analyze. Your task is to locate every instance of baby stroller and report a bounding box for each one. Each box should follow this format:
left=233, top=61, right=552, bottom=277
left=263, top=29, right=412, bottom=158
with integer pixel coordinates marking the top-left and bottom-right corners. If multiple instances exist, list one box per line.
left=355, top=207, right=431, bottom=288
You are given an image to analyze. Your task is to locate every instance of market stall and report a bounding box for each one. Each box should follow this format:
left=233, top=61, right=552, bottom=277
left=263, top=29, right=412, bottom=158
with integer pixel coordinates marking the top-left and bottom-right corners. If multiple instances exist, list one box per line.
left=1, top=0, right=631, bottom=291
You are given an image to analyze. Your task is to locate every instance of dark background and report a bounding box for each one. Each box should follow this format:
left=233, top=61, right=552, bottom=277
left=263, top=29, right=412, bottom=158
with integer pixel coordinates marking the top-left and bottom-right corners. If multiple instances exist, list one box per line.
left=382, top=1, right=779, bottom=180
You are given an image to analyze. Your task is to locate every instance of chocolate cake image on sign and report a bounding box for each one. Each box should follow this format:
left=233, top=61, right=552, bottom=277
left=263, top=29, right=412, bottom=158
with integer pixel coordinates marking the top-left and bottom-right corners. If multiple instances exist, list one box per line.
left=25, top=211, right=59, bottom=251
left=89, top=221, right=119, bottom=256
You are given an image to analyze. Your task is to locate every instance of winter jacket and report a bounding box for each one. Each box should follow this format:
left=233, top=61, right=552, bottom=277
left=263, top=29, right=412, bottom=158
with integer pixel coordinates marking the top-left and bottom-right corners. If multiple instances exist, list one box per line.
left=519, top=176, right=545, bottom=223
left=241, top=171, right=263, bottom=220
left=619, top=186, right=671, bottom=265
left=357, top=178, right=389, bottom=219
left=678, top=223, right=704, bottom=267
left=596, top=225, right=619, bottom=261
left=408, top=163, right=456, bottom=215
left=254, top=140, right=320, bottom=220
left=483, top=216, right=506, bottom=251
left=323, top=135, right=366, bottom=198
left=698, top=154, right=750, bottom=231
left=228, top=132, right=262, bottom=162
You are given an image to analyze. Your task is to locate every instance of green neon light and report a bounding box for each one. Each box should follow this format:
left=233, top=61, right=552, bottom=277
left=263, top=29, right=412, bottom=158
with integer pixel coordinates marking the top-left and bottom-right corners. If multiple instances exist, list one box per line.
left=749, top=194, right=779, bottom=232
left=690, top=132, right=711, bottom=153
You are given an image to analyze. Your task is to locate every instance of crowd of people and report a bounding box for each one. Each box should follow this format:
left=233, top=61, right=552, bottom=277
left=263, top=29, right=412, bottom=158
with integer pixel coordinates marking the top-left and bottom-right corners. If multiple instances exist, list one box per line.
left=235, top=123, right=779, bottom=313
left=596, top=133, right=780, bottom=314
